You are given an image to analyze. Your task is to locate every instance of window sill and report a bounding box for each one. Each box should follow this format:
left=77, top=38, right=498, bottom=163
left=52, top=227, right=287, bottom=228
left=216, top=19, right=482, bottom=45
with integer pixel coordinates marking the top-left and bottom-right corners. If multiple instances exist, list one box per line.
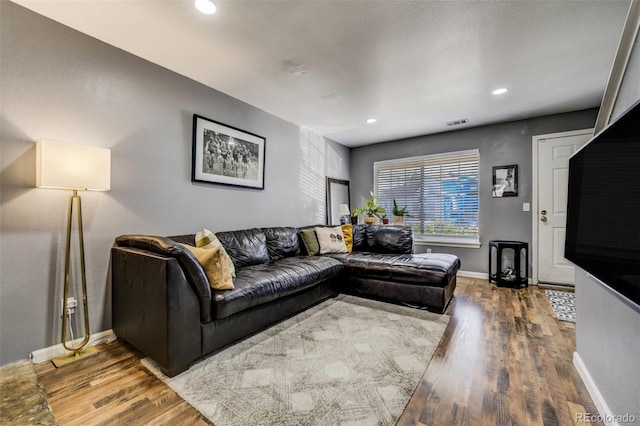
left=414, top=236, right=482, bottom=249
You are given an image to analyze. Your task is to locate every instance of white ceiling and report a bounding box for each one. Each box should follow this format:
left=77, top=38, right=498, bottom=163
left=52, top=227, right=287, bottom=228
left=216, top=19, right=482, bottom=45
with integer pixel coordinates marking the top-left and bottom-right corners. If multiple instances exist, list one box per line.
left=13, top=0, right=631, bottom=147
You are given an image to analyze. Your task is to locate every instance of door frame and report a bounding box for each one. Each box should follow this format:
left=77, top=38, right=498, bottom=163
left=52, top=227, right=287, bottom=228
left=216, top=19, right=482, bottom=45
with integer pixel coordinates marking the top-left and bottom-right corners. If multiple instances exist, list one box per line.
left=531, top=128, right=593, bottom=285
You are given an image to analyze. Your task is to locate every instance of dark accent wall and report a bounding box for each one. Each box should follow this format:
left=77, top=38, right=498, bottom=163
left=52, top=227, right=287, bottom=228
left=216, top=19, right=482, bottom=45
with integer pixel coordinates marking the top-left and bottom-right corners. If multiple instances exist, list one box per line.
left=350, top=109, right=598, bottom=273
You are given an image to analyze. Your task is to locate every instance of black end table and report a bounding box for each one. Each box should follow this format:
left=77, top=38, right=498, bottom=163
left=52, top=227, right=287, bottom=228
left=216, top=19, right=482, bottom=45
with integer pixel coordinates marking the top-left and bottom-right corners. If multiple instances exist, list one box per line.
left=489, top=240, right=529, bottom=288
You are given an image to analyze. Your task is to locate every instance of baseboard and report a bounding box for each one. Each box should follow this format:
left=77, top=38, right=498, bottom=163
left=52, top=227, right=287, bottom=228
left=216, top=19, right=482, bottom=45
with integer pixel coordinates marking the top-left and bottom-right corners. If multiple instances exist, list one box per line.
left=30, top=329, right=117, bottom=364
left=458, top=270, right=534, bottom=285
left=573, top=351, right=619, bottom=426
left=457, top=270, right=488, bottom=280
left=538, top=282, right=575, bottom=291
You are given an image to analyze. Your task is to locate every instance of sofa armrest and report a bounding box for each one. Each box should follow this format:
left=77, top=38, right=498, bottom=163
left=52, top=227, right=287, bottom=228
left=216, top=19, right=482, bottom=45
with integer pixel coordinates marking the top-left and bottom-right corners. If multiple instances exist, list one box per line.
left=111, top=246, right=202, bottom=376
left=115, top=235, right=212, bottom=322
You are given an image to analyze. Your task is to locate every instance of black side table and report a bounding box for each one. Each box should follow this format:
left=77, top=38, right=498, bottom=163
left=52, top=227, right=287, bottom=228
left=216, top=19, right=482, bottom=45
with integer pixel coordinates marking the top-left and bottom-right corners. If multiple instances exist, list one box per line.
left=489, top=240, right=529, bottom=288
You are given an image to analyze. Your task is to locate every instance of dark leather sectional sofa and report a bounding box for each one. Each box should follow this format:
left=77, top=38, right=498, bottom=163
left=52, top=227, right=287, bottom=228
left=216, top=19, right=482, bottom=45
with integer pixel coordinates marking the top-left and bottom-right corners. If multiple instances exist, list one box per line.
left=112, top=225, right=460, bottom=377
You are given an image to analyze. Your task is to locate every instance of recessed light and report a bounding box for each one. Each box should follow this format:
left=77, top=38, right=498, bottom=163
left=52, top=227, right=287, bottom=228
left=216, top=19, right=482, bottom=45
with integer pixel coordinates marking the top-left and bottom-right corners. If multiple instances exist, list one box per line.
left=366, top=118, right=377, bottom=124
left=195, top=0, right=216, bottom=14
left=492, top=88, right=508, bottom=95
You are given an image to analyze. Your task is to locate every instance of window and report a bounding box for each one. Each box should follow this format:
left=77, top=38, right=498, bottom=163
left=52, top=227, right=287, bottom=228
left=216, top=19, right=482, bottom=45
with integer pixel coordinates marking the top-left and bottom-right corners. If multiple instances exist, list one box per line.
left=374, top=149, right=480, bottom=247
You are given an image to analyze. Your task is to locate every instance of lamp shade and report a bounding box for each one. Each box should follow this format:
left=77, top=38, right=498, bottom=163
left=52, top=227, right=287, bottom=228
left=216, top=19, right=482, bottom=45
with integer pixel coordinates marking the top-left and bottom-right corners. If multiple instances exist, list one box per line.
left=36, top=139, right=110, bottom=191
left=338, top=204, right=350, bottom=216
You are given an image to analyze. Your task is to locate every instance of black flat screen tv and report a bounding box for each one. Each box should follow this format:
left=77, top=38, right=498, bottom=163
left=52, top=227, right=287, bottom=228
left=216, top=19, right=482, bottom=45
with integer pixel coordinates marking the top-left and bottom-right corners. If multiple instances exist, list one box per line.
left=565, top=98, right=640, bottom=307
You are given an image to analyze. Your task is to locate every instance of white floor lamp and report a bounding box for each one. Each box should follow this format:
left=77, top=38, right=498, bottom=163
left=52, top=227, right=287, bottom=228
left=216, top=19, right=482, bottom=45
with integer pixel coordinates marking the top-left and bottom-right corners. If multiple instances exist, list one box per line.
left=36, top=139, right=111, bottom=367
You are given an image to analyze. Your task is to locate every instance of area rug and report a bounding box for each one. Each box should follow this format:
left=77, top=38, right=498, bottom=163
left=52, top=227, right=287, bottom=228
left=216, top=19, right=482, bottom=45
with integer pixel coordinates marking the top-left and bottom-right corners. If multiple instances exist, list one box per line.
left=0, top=360, right=57, bottom=425
left=143, top=294, right=449, bottom=426
left=544, top=289, right=576, bottom=323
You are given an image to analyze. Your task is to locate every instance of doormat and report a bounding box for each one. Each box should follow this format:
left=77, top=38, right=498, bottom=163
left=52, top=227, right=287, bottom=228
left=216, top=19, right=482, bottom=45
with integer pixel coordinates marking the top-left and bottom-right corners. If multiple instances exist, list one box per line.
left=142, top=294, right=449, bottom=426
left=544, top=289, right=576, bottom=323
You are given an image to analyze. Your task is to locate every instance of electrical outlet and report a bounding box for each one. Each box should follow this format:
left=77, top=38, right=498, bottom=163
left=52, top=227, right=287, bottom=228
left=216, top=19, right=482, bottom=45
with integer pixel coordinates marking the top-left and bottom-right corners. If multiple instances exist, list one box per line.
left=60, top=297, right=78, bottom=316
left=427, top=248, right=432, bottom=254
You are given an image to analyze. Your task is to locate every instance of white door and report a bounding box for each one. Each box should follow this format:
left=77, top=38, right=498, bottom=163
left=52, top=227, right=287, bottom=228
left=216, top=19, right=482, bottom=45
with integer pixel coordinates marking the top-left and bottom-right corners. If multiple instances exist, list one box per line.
left=534, top=130, right=592, bottom=285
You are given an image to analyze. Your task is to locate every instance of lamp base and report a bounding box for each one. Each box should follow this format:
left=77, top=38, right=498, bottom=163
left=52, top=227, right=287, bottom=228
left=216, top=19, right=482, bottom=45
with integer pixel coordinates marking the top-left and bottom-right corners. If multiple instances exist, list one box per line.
left=52, top=346, right=99, bottom=368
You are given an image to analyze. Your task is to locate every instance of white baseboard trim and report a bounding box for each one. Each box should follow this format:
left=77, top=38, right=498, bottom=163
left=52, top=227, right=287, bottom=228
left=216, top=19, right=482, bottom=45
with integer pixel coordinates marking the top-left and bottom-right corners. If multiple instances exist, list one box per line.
left=573, top=351, right=618, bottom=426
left=458, top=270, right=488, bottom=279
left=457, top=270, right=534, bottom=285
left=30, top=329, right=117, bottom=364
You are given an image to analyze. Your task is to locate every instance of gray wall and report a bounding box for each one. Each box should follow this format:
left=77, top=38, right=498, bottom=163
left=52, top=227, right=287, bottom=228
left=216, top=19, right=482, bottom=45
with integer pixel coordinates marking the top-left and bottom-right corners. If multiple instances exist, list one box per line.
left=0, top=3, right=349, bottom=365
left=350, top=109, right=598, bottom=273
left=575, top=17, right=640, bottom=420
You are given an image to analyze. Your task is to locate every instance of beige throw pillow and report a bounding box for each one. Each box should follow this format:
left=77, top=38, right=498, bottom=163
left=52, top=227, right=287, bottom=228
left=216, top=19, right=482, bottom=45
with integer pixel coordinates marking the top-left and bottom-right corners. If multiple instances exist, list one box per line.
left=181, top=244, right=234, bottom=290
left=315, top=226, right=348, bottom=254
left=196, top=228, right=236, bottom=277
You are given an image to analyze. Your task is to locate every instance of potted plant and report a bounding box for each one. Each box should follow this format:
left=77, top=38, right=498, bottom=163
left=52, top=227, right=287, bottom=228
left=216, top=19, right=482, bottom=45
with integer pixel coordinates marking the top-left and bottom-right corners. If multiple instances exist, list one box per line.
left=392, top=199, right=410, bottom=225
left=381, top=214, right=389, bottom=225
left=352, top=192, right=386, bottom=225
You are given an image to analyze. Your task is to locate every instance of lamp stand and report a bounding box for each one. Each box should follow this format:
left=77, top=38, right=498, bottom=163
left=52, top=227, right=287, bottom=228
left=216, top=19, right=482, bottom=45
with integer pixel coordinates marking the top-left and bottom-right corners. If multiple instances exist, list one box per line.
left=52, top=190, right=98, bottom=367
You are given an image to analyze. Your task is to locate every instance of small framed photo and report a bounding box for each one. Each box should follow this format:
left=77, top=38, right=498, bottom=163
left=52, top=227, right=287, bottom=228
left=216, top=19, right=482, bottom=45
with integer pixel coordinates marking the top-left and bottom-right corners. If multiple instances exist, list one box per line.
left=192, top=114, right=266, bottom=189
left=492, top=165, right=518, bottom=197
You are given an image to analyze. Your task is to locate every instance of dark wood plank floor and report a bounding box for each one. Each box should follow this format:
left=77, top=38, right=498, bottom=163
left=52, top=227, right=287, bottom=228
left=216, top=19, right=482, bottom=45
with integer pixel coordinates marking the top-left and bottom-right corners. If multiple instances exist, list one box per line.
left=35, top=277, right=600, bottom=425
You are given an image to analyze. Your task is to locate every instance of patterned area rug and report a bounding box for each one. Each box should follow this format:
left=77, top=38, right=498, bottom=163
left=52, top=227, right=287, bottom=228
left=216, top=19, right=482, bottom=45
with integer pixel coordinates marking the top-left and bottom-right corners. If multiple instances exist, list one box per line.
left=544, top=289, right=576, bottom=323
left=143, top=294, right=449, bottom=426
left=0, top=360, right=57, bottom=425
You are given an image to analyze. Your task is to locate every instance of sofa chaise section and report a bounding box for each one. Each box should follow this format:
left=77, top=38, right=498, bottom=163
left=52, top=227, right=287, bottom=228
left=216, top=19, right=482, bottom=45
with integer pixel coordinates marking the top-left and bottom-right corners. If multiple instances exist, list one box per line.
left=331, top=225, right=460, bottom=312
left=342, top=251, right=460, bottom=312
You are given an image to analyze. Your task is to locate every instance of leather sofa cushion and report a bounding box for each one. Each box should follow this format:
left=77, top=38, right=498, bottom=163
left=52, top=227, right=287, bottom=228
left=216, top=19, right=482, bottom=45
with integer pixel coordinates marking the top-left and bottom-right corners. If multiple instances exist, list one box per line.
left=338, top=252, right=460, bottom=287
left=364, top=225, right=413, bottom=254
left=167, top=234, right=196, bottom=246
left=352, top=224, right=367, bottom=251
left=216, top=228, right=269, bottom=269
left=262, top=227, right=300, bottom=261
left=211, top=256, right=344, bottom=319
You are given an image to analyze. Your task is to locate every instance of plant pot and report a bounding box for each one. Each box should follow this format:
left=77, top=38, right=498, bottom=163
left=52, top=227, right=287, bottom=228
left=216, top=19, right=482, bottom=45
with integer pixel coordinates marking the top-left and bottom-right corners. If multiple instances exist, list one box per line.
left=382, top=218, right=389, bottom=225
left=392, top=215, right=405, bottom=225
left=364, top=216, right=376, bottom=225
left=350, top=216, right=358, bottom=225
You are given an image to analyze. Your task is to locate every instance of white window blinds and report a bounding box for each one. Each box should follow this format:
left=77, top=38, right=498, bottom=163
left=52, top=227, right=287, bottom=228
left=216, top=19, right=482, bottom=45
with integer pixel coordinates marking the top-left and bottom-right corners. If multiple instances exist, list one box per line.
left=374, top=149, right=479, bottom=240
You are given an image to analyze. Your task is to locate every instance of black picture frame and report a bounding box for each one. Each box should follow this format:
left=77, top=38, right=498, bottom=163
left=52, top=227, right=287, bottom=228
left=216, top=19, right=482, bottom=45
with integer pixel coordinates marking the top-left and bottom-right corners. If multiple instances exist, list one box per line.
left=492, top=165, right=518, bottom=197
left=192, top=114, right=266, bottom=189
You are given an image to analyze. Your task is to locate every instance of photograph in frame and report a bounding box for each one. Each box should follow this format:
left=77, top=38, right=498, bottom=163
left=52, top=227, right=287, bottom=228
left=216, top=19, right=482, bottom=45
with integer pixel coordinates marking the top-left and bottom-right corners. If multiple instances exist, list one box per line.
left=492, top=165, right=518, bottom=197
left=192, top=114, right=266, bottom=189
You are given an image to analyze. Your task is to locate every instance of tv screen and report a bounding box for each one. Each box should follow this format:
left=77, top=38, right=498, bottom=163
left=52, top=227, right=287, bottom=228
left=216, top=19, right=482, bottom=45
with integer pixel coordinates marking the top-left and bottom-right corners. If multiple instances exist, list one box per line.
left=565, top=99, right=640, bottom=307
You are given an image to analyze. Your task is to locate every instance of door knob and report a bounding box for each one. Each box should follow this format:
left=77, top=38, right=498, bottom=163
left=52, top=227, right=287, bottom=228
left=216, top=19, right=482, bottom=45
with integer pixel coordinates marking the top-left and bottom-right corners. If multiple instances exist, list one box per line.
left=540, top=209, right=548, bottom=222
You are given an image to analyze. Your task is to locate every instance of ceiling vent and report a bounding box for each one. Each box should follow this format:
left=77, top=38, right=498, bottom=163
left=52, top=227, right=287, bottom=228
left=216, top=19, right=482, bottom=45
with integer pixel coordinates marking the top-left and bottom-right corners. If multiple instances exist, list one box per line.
left=445, top=118, right=469, bottom=127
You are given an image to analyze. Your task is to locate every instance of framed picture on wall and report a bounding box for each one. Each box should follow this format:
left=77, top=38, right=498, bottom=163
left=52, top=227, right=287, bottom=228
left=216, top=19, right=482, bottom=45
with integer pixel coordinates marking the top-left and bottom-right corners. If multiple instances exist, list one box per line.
left=192, top=114, right=266, bottom=189
left=492, top=165, right=518, bottom=197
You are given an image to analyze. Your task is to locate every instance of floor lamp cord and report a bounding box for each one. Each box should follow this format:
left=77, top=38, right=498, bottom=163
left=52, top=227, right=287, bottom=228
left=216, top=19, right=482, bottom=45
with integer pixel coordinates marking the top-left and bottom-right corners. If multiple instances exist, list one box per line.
left=67, top=311, right=75, bottom=342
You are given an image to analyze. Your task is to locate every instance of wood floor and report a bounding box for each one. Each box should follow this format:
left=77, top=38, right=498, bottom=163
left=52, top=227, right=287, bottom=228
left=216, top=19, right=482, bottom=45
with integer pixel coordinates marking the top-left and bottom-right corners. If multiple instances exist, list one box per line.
left=35, top=277, right=601, bottom=425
